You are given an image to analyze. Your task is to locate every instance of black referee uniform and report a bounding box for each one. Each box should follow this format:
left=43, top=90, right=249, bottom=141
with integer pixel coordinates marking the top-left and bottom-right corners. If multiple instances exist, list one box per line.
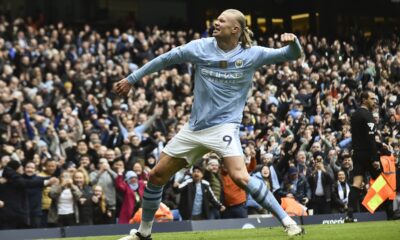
left=350, top=108, right=380, bottom=179
left=346, top=106, right=382, bottom=220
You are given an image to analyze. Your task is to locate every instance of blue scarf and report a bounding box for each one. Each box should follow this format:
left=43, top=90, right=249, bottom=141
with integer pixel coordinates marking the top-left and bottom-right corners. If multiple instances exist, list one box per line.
left=129, top=183, right=139, bottom=191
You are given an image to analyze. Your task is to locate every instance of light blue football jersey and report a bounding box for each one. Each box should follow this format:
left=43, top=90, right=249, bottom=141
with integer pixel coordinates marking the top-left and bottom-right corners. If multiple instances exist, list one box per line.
left=127, top=37, right=302, bottom=131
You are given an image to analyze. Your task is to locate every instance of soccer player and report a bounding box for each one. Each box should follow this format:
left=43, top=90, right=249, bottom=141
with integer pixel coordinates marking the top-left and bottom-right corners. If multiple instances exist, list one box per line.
left=345, top=91, right=381, bottom=221
left=115, top=9, right=304, bottom=240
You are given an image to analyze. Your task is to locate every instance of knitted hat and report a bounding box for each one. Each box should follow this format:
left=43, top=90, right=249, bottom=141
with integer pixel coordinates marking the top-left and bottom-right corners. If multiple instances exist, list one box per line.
left=125, top=171, right=138, bottom=181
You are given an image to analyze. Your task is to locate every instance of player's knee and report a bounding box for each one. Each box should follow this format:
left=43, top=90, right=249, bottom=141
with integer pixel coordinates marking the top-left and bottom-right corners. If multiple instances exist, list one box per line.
left=352, top=176, right=363, bottom=188
left=230, top=173, right=249, bottom=189
left=148, top=169, right=168, bottom=186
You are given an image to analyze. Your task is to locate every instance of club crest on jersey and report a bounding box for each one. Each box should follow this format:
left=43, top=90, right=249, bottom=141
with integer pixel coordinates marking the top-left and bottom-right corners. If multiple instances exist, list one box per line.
left=219, top=61, right=228, bottom=69
left=235, top=59, right=244, bottom=68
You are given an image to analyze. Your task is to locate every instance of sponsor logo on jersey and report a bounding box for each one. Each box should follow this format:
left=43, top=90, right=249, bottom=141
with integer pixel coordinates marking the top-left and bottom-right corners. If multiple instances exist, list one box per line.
left=219, top=60, right=228, bottom=69
left=200, top=68, right=243, bottom=81
left=367, top=122, right=375, bottom=134
left=367, top=122, right=375, bottom=131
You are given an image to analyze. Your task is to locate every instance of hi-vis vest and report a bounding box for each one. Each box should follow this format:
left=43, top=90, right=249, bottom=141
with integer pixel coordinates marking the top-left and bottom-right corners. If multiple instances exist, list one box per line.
left=362, top=155, right=396, bottom=213
left=130, top=202, right=173, bottom=223
left=379, top=155, right=396, bottom=200
left=281, top=197, right=308, bottom=216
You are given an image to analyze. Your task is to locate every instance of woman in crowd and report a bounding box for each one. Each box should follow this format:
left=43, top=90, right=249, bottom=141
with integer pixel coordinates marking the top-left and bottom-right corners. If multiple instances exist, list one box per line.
left=331, top=170, right=350, bottom=213
left=132, top=162, right=149, bottom=183
left=73, top=169, right=94, bottom=225
left=48, top=171, right=82, bottom=226
left=92, top=185, right=113, bottom=224
left=115, top=171, right=145, bottom=224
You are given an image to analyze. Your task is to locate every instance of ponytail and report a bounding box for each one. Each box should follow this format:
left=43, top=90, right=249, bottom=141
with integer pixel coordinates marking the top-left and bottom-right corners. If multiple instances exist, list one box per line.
left=240, top=26, right=254, bottom=49
left=222, top=9, right=254, bottom=48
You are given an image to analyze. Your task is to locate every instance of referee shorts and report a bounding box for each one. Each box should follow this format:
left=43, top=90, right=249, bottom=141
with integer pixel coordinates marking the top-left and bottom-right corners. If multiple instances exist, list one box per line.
left=163, top=123, right=243, bottom=165
left=351, top=151, right=381, bottom=179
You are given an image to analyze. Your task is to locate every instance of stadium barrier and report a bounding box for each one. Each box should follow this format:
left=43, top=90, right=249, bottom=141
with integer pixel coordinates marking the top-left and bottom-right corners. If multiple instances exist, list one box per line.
left=0, top=212, right=387, bottom=240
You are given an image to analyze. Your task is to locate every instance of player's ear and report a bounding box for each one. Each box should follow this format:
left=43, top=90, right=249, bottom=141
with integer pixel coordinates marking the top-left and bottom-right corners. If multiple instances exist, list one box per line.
left=232, top=26, right=240, bottom=34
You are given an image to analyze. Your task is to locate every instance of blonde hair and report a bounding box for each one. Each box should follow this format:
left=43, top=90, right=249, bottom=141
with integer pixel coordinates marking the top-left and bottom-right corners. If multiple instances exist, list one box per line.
left=93, top=185, right=107, bottom=213
left=74, top=168, right=90, bottom=186
left=223, top=9, right=254, bottom=48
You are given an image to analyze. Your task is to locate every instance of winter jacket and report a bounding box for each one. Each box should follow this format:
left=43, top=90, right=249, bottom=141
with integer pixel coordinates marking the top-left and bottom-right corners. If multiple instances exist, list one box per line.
left=115, top=175, right=145, bottom=224
left=175, top=179, right=223, bottom=220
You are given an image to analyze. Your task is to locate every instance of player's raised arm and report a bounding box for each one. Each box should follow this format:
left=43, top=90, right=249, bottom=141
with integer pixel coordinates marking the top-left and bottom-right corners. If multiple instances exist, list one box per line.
left=114, top=41, right=196, bottom=96
left=253, top=33, right=303, bottom=68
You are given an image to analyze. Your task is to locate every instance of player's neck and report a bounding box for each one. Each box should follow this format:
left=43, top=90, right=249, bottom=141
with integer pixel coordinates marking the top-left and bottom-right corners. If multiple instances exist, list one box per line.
left=360, top=104, right=370, bottom=111
left=216, top=38, right=239, bottom=52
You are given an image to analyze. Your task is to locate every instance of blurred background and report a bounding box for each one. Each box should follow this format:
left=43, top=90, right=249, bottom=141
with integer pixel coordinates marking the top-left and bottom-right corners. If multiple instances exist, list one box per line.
left=1, top=0, right=400, bottom=37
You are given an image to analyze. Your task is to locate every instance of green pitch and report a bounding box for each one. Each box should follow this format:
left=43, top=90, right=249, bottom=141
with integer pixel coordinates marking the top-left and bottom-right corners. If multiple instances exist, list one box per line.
left=53, top=221, right=399, bottom=240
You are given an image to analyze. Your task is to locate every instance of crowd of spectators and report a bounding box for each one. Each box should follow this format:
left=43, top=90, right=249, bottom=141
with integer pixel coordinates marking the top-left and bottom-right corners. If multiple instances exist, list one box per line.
left=0, top=15, right=399, bottom=229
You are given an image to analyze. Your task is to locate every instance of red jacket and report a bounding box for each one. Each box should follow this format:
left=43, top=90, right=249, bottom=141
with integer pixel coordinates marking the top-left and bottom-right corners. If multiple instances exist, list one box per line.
left=115, top=175, right=145, bottom=224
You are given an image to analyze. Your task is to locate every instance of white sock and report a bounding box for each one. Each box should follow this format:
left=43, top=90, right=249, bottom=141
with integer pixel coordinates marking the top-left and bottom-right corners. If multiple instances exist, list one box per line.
left=282, top=216, right=296, bottom=227
left=138, top=220, right=154, bottom=237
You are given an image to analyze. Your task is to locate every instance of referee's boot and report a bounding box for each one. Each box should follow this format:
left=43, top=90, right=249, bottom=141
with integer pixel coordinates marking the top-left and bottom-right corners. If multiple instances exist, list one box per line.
left=118, top=229, right=152, bottom=240
left=344, top=216, right=355, bottom=223
left=344, top=208, right=356, bottom=223
left=284, top=224, right=305, bottom=237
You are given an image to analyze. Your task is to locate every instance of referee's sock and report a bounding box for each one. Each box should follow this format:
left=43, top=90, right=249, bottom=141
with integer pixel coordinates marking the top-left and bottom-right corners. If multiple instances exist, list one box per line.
left=347, top=186, right=361, bottom=219
left=246, top=176, right=294, bottom=226
left=138, top=182, right=164, bottom=237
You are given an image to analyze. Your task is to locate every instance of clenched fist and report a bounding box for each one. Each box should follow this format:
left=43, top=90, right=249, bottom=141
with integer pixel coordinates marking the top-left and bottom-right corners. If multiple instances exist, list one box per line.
left=113, top=78, right=132, bottom=96
left=280, top=33, right=297, bottom=43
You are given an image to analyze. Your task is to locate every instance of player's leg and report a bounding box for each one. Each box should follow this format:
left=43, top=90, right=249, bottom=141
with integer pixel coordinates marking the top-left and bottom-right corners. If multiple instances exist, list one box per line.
left=119, top=152, right=187, bottom=240
left=223, top=156, right=303, bottom=236
left=202, top=123, right=302, bottom=235
left=346, top=175, right=363, bottom=221
left=140, top=152, right=188, bottom=234
left=121, top=124, right=207, bottom=240
left=346, top=152, right=367, bottom=222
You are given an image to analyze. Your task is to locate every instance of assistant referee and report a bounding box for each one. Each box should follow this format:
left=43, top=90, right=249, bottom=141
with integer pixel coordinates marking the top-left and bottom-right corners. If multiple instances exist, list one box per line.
left=346, top=90, right=381, bottom=221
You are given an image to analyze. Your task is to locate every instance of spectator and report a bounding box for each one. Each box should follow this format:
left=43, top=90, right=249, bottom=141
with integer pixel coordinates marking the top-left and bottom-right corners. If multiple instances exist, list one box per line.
left=38, top=159, right=60, bottom=227
left=90, top=158, right=117, bottom=222
left=295, top=151, right=310, bottom=177
left=340, top=153, right=353, bottom=180
left=92, top=185, right=113, bottom=224
left=73, top=169, right=94, bottom=225
left=247, top=164, right=281, bottom=214
left=48, top=171, right=82, bottom=227
left=115, top=170, right=145, bottom=224
left=132, top=162, right=149, bottom=183
left=175, top=165, right=225, bottom=220
left=280, top=167, right=311, bottom=206
left=331, top=170, right=350, bottom=213
left=111, top=158, right=125, bottom=176
left=0, top=155, right=11, bottom=229
left=0, top=160, right=55, bottom=229
left=66, top=140, right=98, bottom=167
left=78, top=154, right=95, bottom=173
left=307, top=153, right=332, bottom=214
left=203, top=153, right=224, bottom=219
left=24, top=161, right=59, bottom=228
left=221, top=150, right=256, bottom=219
